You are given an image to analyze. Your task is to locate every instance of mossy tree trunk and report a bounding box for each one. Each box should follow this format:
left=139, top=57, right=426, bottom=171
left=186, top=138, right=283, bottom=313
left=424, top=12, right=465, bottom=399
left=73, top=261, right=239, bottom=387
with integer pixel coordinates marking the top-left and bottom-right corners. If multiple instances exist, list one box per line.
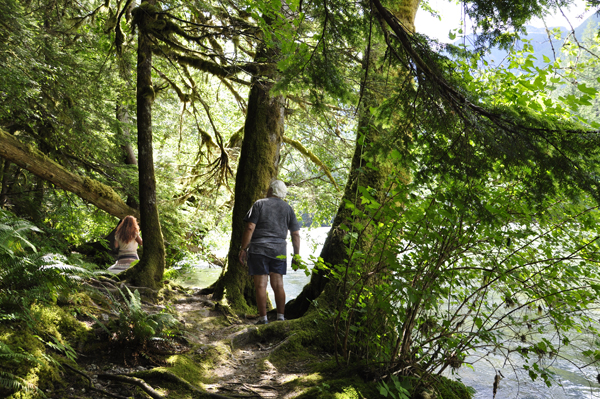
left=285, top=0, right=419, bottom=319
left=122, top=0, right=166, bottom=290
left=0, top=128, right=139, bottom=219
left=211, top=42, right=284, bottom=312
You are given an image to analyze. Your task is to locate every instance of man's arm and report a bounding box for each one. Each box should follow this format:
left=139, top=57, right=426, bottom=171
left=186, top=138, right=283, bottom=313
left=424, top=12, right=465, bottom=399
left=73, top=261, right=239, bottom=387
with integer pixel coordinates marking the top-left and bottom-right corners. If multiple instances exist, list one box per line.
left=291, top=230, right=301, bottom=270
left=239, top=222, right=256, bottom=265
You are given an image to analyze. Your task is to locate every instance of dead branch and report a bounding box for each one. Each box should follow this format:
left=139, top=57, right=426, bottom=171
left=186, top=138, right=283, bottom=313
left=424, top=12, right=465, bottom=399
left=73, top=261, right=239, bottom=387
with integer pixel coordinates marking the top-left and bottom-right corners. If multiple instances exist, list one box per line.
left=283, top=137, right=340, bottom=190
left=266, top=333, right=297, bottom=353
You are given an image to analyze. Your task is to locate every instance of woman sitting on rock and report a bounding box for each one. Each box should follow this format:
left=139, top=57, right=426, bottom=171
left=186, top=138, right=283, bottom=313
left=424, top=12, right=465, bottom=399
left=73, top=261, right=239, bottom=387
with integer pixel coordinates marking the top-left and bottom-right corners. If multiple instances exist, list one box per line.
left=107, top=215, right=143, bottom=274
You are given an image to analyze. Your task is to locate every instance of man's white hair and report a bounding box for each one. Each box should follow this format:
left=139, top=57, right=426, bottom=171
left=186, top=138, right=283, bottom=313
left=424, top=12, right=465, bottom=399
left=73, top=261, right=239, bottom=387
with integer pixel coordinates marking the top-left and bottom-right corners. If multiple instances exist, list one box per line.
left=269, top=180, right=288, bottom=199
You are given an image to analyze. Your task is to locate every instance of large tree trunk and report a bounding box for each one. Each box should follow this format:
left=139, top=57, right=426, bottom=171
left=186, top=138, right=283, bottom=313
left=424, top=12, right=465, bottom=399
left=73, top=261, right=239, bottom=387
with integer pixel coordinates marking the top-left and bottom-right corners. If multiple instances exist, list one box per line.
left=210, top=42, right=284, bottom=311
left=0, top=128, right=139, bottom=219
left=121, top=0, right=166, bottom=290
left=285, top=0, right=420, bottom=319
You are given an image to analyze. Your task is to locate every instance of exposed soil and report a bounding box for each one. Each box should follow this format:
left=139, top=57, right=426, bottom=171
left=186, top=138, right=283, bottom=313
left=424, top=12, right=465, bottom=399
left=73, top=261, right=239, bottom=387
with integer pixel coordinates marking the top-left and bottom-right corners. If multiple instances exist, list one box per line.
left=174, top=295, right=313, bottom=398
left=66, top=290, right=316, bottom=399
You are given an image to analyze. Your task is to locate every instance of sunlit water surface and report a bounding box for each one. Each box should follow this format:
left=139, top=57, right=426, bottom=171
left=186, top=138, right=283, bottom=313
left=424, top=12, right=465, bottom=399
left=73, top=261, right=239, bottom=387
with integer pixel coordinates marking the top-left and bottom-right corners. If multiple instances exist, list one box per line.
left=174, top=227, right=600, bottom=398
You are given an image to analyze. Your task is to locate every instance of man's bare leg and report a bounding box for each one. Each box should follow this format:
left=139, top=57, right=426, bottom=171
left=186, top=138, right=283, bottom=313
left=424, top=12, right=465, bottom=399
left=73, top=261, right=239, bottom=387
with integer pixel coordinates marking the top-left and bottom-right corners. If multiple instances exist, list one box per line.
left=253, top=275, right=269, bottom=317
left=269, top=273, right=285, bottom=316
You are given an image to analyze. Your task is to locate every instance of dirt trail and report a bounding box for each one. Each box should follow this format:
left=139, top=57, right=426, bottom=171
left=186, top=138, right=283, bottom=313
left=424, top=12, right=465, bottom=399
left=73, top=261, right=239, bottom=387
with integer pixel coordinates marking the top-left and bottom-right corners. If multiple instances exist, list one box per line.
left=68, top=282, right=318, bottom=399
left=172, top=294, right=312, bottom=398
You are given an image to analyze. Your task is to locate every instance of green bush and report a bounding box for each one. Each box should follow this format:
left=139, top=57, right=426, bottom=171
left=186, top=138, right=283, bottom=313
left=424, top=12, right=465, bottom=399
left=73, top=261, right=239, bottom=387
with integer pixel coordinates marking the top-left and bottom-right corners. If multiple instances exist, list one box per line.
left=0, top=210, right=92, bottom=397
left=327, top=166, right=600, bottom=391
left=100, top=286, right=180, bottom=346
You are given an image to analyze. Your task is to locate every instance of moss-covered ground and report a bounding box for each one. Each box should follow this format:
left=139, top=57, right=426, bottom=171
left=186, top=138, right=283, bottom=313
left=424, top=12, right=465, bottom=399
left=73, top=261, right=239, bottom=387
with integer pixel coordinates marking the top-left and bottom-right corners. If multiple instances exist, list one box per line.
left=0, top=282, right=474, bottom=399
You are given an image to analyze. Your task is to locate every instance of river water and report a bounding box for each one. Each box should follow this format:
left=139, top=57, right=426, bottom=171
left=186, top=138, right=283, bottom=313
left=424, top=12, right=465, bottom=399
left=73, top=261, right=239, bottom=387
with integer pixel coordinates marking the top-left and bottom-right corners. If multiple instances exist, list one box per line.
left=174, top=227, right=600, bottom=398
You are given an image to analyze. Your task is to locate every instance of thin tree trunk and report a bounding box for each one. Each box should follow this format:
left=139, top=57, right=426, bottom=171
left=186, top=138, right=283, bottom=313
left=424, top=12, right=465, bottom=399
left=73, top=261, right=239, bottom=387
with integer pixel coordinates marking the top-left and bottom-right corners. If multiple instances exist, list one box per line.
left=117, top=104, right=139, bottom=167
left=31, top=176, right=45, bottom=223
left=117, top=102, right=139, bottom=209
left=122, top=0, right=166, bottom=289
left=0, top=159, right=11, bottom=207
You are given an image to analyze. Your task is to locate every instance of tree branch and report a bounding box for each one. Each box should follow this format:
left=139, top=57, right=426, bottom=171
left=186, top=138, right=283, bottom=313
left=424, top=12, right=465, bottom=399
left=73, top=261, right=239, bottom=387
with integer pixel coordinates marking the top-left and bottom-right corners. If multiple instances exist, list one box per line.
left=283, top=136, right=340, bottom=190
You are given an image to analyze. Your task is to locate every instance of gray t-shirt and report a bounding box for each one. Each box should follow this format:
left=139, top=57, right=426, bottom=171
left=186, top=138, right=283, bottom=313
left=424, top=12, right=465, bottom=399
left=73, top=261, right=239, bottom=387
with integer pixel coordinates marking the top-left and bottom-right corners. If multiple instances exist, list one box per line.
left=243, top=197, right=301, bottom=259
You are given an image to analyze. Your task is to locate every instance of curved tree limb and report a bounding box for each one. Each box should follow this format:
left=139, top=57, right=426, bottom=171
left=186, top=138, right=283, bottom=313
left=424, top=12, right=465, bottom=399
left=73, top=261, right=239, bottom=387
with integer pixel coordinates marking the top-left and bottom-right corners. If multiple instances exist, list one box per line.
left=158, top=49, right=257, bottom=84
left=371, top=0, right=600, bottom=200
left=283, top=136, right=340, bottom=190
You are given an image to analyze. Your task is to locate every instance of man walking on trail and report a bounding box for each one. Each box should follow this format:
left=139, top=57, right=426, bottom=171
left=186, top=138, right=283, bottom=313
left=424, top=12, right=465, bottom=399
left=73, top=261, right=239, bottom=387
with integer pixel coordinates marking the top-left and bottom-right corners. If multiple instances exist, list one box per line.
left=238, top=180, right=301, bottom=324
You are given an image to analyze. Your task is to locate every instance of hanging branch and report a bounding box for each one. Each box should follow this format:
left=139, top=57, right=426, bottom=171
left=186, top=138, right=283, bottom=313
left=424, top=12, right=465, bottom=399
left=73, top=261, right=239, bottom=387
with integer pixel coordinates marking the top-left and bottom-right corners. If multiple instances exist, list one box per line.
left=189, top=102, right=218, bottom=165
left=283, top=137, right=340, bottom=190
left=195, top=94, right=234, bottom=189
left=115, top=0, right=134, bottom=54
left=370, top=0, right=600, bottom=201
left=217, top=75, right=247, bottom=113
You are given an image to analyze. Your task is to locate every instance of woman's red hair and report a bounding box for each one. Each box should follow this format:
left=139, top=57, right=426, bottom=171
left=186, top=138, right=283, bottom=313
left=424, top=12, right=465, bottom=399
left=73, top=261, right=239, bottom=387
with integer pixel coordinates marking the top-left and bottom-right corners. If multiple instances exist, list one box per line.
left=115, top=216, right=139, bottom=243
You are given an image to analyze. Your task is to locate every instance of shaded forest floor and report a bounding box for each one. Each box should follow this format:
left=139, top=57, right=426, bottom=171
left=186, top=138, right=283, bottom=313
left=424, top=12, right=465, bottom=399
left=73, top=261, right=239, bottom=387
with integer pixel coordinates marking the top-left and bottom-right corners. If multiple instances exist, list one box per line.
left=63, top=286, right=347, bottom=399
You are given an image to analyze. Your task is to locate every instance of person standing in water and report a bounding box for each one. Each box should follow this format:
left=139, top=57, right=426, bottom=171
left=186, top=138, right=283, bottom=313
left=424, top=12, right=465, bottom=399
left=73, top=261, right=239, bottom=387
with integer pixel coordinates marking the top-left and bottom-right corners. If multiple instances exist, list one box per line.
left=239, top=180, right=301, bottom=324
left=108, top=215, right=143, bottom=274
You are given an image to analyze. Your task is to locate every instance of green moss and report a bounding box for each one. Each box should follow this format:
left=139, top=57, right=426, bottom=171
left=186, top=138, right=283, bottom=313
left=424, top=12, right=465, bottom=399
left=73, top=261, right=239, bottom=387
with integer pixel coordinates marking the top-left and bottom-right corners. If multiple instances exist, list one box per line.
left=30, top=304, right=90, bottom=344
left=249, top=312, right=474, bottom=399
left=283, top=361, right=474, bottom=399
left=157, top=281, right=195, bottom=303
left=0, top=330, right=46, bottom=373
left=429, top=377, right=475, bottom=399
left=154, top=351, right=222, bottom=385
left=165, top=354, right=206, bottom=383
left=291, top=375, right=379, bottom=399
left=82, top=176, right=123, bottom=203
left=0, top=328, right=63, bottom=398
left=377, top=375, right=474, bottom=399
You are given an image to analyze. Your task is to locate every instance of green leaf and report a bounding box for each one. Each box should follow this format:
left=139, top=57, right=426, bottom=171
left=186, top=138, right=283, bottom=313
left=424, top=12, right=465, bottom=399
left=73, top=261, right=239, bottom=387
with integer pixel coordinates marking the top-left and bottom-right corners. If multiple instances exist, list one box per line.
left=577, top=83, right=597, bottom=96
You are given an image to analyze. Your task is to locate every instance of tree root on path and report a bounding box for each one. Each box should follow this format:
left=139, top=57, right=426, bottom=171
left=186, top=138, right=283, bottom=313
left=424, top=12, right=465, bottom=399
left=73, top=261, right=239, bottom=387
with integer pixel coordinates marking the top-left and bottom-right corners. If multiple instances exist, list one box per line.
left=111, top=369, right=235, bottom=399
left=217, top=382, right=278, bottom=397
left=97, top=374, right=165, bottom=399
left=64, top=364, right=236, bottom=399
left=267, top=333, right=296, bottom=353
left=63, top=364, right=130, bottom=399
left=134, top=369, right=235, bottom=398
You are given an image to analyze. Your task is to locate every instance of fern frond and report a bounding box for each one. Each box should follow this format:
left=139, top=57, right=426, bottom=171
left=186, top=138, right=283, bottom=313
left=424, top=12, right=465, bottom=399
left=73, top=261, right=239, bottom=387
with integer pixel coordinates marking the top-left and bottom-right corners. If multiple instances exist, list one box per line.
left=0, top=342, right=44, bottom=396
left=0, top=219, right=41, bottom=257
left=0, top=372, right=43, bottom=396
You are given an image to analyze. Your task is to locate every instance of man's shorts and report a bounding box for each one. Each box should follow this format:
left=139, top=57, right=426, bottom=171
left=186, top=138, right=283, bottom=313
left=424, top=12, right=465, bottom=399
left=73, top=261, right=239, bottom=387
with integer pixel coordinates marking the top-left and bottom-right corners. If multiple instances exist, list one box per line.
left=247, top=254, right=287, bottom=276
